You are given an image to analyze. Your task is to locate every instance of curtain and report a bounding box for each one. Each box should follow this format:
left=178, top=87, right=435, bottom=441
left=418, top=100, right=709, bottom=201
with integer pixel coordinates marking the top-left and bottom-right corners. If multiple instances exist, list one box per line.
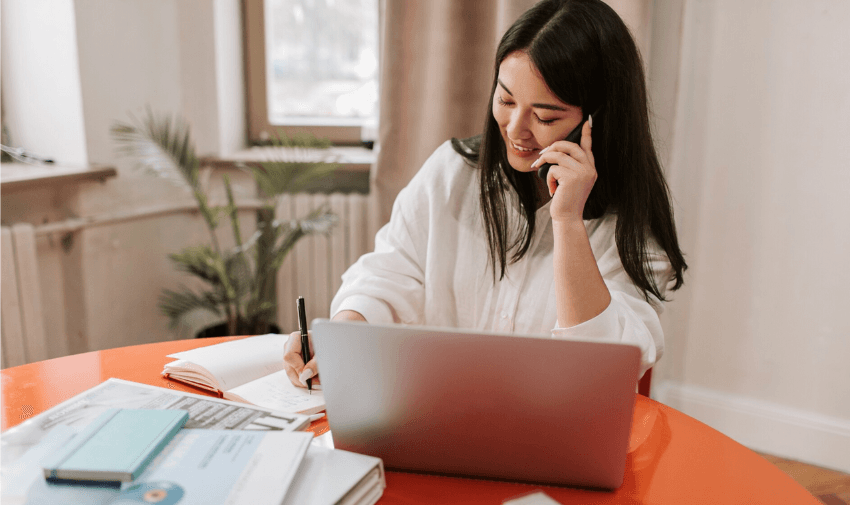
left=371, top=0, right=652, bottom=228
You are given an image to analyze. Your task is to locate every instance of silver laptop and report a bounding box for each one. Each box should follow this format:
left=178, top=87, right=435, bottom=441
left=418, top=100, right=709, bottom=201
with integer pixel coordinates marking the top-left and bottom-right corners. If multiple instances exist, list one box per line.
left=310, top=319, right=641, bottom=489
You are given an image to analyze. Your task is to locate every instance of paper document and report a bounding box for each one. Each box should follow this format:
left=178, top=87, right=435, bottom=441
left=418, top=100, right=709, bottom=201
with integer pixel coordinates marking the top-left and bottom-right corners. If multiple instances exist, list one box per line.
left=5, top=425, right=313, bottom=505
left=228, top=370, right=325, bottom=415
left=1, top=379, right=309, bottom=475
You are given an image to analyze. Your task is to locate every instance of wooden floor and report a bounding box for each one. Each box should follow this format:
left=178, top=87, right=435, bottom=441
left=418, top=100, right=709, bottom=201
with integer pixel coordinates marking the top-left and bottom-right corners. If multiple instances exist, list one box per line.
left=757, top=453, right=850, bottom=505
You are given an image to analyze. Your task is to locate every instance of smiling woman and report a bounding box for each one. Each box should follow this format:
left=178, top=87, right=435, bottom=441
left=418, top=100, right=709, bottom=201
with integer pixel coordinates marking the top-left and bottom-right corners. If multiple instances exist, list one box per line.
left=493, top=52, right=584, bottom=175
left=283, top=0, right=686, bottom=392
left=457, top=0, right=687, bottom=303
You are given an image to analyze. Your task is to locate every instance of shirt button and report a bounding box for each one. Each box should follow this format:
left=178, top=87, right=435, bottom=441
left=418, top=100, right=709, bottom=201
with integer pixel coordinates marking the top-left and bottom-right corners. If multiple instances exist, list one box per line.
left=501, top=313, right=508, bottom=319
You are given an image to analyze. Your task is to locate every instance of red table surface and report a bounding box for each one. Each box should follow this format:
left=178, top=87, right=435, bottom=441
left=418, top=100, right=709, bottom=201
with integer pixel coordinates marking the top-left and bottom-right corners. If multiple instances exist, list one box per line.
left=1, top=337, right=820, bottom=504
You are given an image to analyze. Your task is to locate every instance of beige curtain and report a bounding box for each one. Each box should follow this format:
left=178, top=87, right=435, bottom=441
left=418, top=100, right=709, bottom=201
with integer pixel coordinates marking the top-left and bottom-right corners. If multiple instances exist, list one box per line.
left=371, top=0, right=537, bottom=226
left=372, top=0, right=652, bottom=227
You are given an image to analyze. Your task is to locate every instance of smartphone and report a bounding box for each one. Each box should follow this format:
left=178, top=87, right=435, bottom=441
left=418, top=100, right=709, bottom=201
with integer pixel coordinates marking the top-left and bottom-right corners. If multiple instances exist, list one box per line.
left=536, top=107, right=600, bottom=182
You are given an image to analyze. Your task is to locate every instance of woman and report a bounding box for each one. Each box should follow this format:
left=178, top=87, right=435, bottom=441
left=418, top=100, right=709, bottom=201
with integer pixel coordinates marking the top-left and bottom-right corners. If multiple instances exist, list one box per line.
left=284, top=0, right=687, bottom=388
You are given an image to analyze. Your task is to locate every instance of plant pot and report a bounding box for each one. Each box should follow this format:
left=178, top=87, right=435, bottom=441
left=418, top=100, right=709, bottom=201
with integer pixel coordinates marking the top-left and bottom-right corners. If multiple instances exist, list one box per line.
left=195, top=322, right=282, bottom=338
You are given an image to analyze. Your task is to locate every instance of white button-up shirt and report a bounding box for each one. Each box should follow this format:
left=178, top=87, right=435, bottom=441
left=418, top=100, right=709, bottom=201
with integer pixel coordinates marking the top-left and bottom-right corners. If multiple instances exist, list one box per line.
left=331, top=141, right=675, bottom=377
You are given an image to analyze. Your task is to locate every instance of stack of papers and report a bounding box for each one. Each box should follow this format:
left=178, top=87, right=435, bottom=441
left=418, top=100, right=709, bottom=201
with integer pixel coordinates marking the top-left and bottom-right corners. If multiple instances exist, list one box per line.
left=1, top=381, right=385, bottom=505
left=8, top=422, right=314, bottom=505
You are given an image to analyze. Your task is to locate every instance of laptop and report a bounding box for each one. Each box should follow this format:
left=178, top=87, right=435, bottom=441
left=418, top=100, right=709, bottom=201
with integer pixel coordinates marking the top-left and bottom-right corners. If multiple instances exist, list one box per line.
left=310, top=319, right=641, bottom=489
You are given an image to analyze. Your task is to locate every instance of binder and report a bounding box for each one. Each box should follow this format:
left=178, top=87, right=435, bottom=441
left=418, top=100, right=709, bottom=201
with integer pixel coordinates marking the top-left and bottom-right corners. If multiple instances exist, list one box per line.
left=284, top=445, right=386, bottom=505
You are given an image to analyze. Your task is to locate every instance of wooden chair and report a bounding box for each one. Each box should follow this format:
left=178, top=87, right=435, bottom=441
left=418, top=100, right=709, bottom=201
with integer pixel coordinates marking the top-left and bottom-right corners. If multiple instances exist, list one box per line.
left=1, top=224, right=48, bottom=368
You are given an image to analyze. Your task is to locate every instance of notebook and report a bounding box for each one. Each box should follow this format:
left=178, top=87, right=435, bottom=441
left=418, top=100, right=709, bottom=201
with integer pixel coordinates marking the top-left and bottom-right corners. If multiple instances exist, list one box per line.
left=162, top=333, right=326, bottom=415
left=310, top=319, right=641, bottom=489
left=42, top=408, right=188, bottom=483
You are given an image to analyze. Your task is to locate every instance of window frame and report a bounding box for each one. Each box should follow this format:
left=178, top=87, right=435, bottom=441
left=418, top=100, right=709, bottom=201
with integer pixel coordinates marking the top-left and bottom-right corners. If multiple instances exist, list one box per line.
left=242, top=0, right=371, bottom=146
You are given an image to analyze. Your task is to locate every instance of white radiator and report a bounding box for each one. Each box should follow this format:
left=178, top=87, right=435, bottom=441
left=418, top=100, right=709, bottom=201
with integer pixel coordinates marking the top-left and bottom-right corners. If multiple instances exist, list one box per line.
left=275, top=192, right=376, bottom=333
left=1, top=224, right=49, bottom=368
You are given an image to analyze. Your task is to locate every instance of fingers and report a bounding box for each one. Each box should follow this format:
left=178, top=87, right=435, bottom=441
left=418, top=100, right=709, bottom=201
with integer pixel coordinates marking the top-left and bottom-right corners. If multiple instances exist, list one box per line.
left=532, top=119, right=595, bottom=193
left=533, top=116, right=595, bottom=168
left=531, top=150, right=585, bottom=197
left=534, top=138, right=589, bottom=167
left=581, top=116, right=594, bottom=166
left=283, top=331, right=304, bottom=387
left=541, top=152, right=592, bottom=197
left=298, top=357, right=318, bottom=387
left=283, top=330, right=318, bottom=388
left=532, top=150, right=588, bottom=180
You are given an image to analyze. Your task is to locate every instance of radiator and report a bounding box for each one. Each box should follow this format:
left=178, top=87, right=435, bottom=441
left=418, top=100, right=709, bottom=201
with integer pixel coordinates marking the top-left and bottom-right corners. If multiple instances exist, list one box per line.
left=275, top=192, right=376, bottom=333
left=0, top=193, right=376, bottom=364
left=1, top=224, right=48, bottom=368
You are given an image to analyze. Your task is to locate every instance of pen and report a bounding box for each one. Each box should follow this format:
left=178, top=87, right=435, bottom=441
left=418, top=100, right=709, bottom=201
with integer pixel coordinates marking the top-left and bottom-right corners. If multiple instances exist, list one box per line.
left=296, top=296, right=312, bottom=394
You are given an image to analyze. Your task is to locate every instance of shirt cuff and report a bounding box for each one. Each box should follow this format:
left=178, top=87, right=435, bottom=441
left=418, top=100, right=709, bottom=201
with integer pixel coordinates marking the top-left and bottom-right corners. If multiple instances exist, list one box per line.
left=550, top=300, right=620, bottom=341
left=332, top=294, right=394, bottom=325
left=551, top=295, right=659, bottom=379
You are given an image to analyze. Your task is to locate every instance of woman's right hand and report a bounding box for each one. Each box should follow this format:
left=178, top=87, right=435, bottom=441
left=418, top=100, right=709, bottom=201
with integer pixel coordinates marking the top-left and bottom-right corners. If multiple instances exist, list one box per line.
left=283, top=331, right=318, bottom=389
left=282, top=310, right=367, bottom=388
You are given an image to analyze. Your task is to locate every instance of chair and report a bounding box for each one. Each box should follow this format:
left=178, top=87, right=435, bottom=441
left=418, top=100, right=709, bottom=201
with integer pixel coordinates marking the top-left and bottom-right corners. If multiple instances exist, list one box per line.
left=638, top=368, right=652, bottom=397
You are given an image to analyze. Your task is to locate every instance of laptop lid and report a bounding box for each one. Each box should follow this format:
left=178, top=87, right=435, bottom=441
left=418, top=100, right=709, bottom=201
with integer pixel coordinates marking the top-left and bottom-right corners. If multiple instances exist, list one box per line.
left=310, top=319, right=641, bottom=489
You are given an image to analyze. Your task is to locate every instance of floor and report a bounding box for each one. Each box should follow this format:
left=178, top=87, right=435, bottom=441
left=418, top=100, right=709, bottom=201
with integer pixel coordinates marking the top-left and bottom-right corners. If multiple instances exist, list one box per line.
left=757, top=453, right=850, bottom=505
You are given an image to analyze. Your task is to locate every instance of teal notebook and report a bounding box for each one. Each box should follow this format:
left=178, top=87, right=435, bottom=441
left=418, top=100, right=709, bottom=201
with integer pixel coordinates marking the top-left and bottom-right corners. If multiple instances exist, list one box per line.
left=42, top=408, right=189, bottom=483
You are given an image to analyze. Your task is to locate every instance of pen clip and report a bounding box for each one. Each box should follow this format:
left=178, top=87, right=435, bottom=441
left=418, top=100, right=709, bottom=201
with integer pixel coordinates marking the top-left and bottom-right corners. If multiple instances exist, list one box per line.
left=297, top=296, right=308, bottom=333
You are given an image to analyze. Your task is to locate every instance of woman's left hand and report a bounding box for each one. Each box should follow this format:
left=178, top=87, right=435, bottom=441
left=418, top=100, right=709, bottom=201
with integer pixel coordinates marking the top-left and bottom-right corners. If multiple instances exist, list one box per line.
left=532, top=119, right=596, bottom=223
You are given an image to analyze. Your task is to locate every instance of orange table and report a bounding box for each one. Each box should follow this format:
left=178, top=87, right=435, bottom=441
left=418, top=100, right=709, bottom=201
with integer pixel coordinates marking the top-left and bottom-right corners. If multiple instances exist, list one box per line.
left=2, top=338, right=820, bottom=504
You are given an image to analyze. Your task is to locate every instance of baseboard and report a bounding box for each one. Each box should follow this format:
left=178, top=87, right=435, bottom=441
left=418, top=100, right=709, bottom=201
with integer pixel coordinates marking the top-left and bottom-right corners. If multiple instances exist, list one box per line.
left=653, top=380, right=850, bottom=474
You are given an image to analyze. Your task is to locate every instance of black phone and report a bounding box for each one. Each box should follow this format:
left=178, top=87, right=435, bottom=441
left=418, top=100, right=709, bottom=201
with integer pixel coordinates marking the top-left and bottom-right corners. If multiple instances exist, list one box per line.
left=536, top=107, right=600, bottom=182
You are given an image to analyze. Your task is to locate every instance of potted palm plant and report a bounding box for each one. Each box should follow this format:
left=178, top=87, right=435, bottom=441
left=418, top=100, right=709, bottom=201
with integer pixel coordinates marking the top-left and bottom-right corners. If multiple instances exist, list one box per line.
left=111, top=110, right=337, bottom=337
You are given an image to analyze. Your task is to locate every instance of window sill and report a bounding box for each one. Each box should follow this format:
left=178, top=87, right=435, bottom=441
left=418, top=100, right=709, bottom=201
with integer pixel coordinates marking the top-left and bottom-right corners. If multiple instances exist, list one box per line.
left=1, top=162, right=117, bottom=193
left=201, top=145, right=374, bottom=194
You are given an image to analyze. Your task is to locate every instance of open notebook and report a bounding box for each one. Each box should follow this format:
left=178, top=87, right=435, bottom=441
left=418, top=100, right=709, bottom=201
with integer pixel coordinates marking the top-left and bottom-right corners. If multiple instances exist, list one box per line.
left=162, top=334, right=326, bottom=415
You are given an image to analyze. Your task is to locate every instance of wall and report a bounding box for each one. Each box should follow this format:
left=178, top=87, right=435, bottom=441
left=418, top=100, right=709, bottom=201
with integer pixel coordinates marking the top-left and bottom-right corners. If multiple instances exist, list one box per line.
left=1, top=0, right=251, bottom=353
left=651, top=0, right=850, bottom=472
left=0, top=0, right=88, bottom=165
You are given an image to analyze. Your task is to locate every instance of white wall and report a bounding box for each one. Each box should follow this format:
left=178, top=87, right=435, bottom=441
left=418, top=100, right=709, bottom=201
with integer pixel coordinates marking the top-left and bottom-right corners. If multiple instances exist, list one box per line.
left=652, top=0, right=850, bottom=472
left=1, top=0, right=88, bottom=165
left=2, top=0, right=250, bottom=353
left=73, top=0, right=246, bottom=215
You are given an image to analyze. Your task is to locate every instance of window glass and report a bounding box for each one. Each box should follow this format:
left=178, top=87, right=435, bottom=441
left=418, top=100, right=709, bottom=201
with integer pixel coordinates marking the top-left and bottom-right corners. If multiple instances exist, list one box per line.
left=265, top=0, right=379, bottom=128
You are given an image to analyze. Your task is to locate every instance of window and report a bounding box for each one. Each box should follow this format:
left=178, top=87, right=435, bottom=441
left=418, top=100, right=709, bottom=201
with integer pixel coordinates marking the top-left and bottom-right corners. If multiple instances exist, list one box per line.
left=244, top=0, right=379, bottom=146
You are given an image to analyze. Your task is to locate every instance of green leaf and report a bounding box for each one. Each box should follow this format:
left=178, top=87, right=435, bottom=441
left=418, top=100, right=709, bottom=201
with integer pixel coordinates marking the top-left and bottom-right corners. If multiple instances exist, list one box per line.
left=111, top=108, right=200, bottom=191
left=265, top=130, right=333, bottom=149
left=158, top=287, right=223, bottom=332
left=251, top=161, right=338, bottom=197
left=269, top=206, right=338, bottom=271
left=224, top=249, right=253, bottom=298
left=167, top=245, right=225, bottom=285
left=223, top=175, right=243, bottom=248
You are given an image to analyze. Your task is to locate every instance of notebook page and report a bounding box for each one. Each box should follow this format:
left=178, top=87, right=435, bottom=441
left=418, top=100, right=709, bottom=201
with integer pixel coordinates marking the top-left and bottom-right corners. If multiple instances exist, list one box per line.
left=166, top=334, right=286, bottom=391
left=226, top=370, right=326, bottom=415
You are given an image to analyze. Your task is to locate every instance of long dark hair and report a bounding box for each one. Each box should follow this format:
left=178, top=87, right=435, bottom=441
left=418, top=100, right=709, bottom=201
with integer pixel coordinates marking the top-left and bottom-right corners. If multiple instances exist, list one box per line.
left=452, top=0, right=686, bottom=302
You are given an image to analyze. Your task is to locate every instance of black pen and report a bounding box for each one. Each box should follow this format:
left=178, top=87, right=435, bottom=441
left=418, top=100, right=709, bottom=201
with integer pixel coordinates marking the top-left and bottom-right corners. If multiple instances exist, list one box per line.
left=296, top=296, right=312, bottom=394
